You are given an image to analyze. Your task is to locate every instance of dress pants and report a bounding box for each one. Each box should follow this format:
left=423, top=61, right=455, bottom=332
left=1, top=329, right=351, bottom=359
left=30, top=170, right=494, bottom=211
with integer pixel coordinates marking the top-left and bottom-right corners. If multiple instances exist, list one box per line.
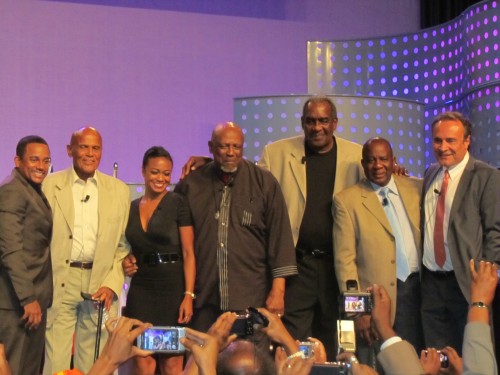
left=43, top=267, right=111, bottom=375
left=357, top=272, right=423, bottom=371
left=393, top=272, right=424, bottom=352
left=0, top=308, right=46, bottom=375
left=421, top=266, right=468, bottom=355
left=282, top=254, right=339, bottom=361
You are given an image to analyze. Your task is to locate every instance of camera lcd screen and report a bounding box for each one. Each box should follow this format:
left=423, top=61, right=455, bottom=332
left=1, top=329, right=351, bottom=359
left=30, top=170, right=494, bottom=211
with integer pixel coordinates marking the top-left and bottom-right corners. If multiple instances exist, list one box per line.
left=138, top=327, right=185, bottom=353
left=344, top=295, right=367, bottom=313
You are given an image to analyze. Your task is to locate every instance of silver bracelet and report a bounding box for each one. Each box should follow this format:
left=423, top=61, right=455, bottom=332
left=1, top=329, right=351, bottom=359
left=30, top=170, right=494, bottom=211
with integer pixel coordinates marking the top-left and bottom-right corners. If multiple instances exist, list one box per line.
left=184, top=291, right=196, bottom=299
left=287, top=351, right=305, bottom=361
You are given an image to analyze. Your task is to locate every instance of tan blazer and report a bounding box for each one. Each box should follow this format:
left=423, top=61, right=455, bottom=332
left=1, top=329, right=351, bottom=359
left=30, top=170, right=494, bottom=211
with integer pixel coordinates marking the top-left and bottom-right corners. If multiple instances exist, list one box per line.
left=258, top=135, right=364, bottom=245
left=42, top=168, right=130, bottom=326
left=333, top=176, right=422, bottom=323
left=377, top=340, right=425, bottom=375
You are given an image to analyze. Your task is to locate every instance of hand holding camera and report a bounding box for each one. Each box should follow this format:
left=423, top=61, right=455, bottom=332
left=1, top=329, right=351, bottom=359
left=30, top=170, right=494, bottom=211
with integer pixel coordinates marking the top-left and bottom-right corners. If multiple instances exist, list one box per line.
left=367, top=284, right=396, bottom=343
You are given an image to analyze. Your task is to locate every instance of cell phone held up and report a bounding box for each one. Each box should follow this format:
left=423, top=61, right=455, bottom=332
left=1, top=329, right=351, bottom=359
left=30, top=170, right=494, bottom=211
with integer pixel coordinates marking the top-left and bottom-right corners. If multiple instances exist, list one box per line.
left=136, top=326, right=186, bottom=354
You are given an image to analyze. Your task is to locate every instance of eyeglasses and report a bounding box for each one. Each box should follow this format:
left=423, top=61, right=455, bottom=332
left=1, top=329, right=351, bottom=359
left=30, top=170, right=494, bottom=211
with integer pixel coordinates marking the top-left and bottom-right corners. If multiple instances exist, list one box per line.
left=303, top=116, right=335, bottom=126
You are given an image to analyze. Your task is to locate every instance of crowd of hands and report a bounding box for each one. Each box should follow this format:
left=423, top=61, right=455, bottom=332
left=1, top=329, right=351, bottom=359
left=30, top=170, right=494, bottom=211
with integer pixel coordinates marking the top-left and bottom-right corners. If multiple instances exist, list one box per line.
left=0, top=259, right=495, bottom=375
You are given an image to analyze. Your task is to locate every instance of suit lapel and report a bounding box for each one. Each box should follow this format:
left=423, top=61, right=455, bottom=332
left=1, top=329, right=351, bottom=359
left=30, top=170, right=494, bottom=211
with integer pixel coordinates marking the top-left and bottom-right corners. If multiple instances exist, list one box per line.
left=360, top=179, right=393, bottom=236
left=288, top=147, right=306, bottom=201
left=424, top=165, right=440, bottom=193
left=14, top=171, right=52, bottom=224
left=53, top=169, right=75, bottom=231
left=448, top=157, right=475, bottom=226
left=97, top=171, right=107, bottom=237
left=395, top=177, right=419, bottom=232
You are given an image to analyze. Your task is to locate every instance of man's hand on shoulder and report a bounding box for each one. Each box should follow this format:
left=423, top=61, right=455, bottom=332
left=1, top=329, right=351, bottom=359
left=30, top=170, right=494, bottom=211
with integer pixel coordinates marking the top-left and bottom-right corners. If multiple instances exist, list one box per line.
left=180, top=156, right=212, bottom=180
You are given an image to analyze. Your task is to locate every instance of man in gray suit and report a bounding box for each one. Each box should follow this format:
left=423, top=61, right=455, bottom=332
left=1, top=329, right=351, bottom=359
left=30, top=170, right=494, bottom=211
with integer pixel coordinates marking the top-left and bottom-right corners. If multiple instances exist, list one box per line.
left=421, top=111, right=500, bottom=354
left=0, top=135, right=53, bottom=375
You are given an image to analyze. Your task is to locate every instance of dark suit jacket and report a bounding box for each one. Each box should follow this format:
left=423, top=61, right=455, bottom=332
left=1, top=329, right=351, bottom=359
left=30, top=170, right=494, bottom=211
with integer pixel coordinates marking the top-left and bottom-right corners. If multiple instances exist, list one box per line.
left=0, top=169, right=53, bottom=311
left=423, top=156, right=500, bottom=301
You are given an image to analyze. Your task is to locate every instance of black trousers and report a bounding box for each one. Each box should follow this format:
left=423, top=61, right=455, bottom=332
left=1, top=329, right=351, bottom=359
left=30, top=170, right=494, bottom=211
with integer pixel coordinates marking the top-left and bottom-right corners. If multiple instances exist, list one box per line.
left=282, top=254, right=339, bottom=361
left=421, top=266, right=468, bottom=355
left=394, top=272, right=424, bottom=352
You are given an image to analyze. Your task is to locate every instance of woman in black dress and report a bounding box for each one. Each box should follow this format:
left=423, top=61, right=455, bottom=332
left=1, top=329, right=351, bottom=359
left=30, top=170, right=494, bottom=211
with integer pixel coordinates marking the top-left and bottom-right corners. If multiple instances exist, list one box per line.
left=124, top=146, right=195, bottom=375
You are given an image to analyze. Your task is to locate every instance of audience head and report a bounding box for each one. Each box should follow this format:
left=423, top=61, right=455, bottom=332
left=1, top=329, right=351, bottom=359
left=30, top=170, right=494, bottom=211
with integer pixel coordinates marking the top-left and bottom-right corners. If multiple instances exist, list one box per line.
left=217, top=340, right=276, bottom=375
left=301, top=96, right=338, bottom=154
left=141, top=146, right=173, bottom=195
left=361, top=137, right=394, bottom=187
left=67, top=127, right=102, bottom=181
left=209, top=122, right=244, bottom=173
left=14, top=135, right=51, bottom=185
left=431, top=111, right=471, bottom=168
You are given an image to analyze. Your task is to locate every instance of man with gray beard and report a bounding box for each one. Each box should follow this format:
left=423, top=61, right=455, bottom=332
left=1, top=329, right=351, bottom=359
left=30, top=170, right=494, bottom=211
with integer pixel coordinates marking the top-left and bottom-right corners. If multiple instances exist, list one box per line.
left=175, top=122, right=297, bottom=340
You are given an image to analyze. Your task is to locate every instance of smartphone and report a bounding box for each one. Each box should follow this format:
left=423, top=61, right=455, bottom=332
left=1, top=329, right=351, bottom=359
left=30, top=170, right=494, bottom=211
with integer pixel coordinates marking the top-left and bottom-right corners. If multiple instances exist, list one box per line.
left=136, top=326, right=186, bottom=353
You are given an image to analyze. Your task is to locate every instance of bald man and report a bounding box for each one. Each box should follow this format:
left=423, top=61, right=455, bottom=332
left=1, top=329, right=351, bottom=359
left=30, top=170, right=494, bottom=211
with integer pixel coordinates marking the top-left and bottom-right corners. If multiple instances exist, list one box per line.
left=175, top=123, right=297, bottom=341
left=42, top=127, right=130, bottom=374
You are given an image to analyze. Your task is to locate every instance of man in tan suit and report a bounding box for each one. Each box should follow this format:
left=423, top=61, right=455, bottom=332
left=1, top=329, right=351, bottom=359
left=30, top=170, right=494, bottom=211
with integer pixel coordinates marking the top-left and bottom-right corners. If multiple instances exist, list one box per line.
left=333, top=137, right=423, bottom=352
left=42, top=127, right=130, bottom=374
left=258, top=96, right=364, bottom=359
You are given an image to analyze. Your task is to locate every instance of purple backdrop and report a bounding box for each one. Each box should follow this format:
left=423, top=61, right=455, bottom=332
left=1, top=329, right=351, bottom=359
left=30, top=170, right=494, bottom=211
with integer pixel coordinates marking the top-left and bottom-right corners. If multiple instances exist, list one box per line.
left=0, top=0, right=420, bottom=182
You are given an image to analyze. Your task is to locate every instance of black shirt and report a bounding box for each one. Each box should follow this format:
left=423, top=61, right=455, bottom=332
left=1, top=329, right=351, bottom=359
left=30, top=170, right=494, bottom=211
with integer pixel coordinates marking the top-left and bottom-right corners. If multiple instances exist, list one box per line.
left=296, top=139, right=337, bottom=254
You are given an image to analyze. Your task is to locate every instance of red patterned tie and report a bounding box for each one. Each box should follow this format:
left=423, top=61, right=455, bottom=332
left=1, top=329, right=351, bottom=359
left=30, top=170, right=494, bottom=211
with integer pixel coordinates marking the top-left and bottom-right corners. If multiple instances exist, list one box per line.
left=434, top=170, right=450, bottom=267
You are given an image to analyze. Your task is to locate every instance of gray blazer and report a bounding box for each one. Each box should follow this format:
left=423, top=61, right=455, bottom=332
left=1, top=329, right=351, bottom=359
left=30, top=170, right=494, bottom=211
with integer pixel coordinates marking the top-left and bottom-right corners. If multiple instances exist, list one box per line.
left=423, top=156, right=500, bottom=301
left=0, top=169, right=53, bottom=311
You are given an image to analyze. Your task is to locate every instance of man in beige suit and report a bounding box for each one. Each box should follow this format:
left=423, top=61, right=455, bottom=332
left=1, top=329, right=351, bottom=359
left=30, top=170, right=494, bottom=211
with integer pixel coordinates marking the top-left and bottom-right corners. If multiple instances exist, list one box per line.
left=258, top=96, right=364, bottom=359
left=42, top=127, right=130, bottom=375
left=333, top=137, right=423, bottom=352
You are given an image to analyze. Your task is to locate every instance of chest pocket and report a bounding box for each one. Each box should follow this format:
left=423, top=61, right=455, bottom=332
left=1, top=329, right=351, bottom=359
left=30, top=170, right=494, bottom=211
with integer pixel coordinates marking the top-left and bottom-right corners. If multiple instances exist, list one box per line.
left=233, top=194, right=265, bottom=229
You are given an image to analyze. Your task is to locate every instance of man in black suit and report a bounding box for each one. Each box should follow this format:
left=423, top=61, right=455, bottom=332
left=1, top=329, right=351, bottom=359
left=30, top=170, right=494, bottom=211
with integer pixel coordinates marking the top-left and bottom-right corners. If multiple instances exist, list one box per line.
left=421, top=111, right=500, bottom=354
left=0, top=135, right=53, bottom=375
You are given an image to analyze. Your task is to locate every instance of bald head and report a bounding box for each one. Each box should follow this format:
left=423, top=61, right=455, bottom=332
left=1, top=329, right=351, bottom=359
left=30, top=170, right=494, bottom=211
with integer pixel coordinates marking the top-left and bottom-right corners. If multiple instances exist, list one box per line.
left=67, top=126, right=103, bottom=181
left=217, top=340, right=276, bottom=375
left=209, top=122, right=244, bottom=173
left=361, top=137, right=395, bottom=187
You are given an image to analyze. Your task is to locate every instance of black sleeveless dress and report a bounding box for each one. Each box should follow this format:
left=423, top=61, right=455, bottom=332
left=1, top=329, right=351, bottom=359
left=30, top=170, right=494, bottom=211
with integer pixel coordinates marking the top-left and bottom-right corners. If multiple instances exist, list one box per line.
left=124, top=192, right=192, bottom=325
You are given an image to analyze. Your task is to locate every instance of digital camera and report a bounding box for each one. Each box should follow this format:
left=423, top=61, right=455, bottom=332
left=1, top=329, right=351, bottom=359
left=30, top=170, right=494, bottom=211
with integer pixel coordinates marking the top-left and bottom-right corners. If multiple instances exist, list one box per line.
left=340, top=292, right=373, bottom=313
left=299, top=341, right=315, bottom=358
left=230, top=307, right=269, bottom=337
left=136, top=326, right=186, bottom=353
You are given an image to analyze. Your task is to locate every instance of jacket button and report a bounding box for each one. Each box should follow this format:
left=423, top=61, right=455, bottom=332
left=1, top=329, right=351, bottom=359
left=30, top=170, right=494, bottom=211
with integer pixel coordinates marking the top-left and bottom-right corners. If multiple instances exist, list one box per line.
left=390, top=282, right=395, bottom=286
left=65, top=260, right=69, bottom=264
left=61, top=283, right=65, bottom=287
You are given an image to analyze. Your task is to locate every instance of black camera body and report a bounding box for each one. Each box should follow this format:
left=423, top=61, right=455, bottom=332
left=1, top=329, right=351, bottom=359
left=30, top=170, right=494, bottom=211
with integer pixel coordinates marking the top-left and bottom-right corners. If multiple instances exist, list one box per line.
left=339, top=291, right=373, bottom=314
left=230, top=307, right=269, bottom=337
left=310, top=363, right=350, bottom=375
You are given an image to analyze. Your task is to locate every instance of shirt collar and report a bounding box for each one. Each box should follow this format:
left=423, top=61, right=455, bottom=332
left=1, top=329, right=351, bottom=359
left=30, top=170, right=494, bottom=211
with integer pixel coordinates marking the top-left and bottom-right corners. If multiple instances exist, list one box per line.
left=369, top=176, right=398, bottom=196
left=71, top=167, right=99, bottom=186
left=442, top=151, right=469, bottom=181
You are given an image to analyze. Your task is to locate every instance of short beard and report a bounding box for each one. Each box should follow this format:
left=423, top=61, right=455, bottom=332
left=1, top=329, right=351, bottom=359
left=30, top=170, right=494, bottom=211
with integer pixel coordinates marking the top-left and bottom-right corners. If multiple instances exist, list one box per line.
left=221, top=165, right=238, bottom=173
